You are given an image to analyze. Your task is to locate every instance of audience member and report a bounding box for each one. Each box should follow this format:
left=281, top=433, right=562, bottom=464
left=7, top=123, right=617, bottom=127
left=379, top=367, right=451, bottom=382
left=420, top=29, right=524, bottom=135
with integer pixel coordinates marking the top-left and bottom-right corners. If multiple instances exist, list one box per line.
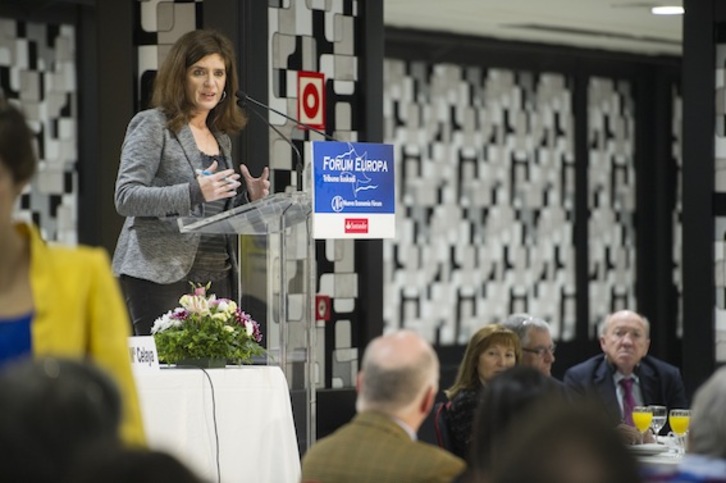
left=489, top=401, right=642, bottom=483
left=655, top=366, right=726, bottom=482
left=301, top=330, right=465, bottom=483
left=67, top=445, right=203, bottom=483
left=468, top=366, right=564, bottom=480
left=445, top=324, right=520, bottom=458
left=500, top=313, right=557, bottom=377
left=0, top=357, right=123, bottom=483
left=0, top=99, right=144, bottom=444
left=563, top=310, right=687, bottom=443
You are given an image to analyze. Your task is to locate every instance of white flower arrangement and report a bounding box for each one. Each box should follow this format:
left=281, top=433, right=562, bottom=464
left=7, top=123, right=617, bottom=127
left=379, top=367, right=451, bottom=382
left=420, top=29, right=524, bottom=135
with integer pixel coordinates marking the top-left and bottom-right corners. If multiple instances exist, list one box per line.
left=151, top=283, right=264, bottom=365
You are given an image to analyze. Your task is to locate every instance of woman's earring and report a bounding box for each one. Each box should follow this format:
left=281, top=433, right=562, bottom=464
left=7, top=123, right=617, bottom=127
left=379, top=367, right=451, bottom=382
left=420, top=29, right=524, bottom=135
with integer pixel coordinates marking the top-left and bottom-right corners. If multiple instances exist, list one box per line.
left=221, top=90, right=228, bottom=101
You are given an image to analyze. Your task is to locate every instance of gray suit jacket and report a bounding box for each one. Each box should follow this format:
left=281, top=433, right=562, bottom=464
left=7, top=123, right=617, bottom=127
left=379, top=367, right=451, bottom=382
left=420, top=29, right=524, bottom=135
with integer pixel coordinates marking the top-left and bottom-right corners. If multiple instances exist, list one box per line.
left=112, top=108, right=245, bottom=285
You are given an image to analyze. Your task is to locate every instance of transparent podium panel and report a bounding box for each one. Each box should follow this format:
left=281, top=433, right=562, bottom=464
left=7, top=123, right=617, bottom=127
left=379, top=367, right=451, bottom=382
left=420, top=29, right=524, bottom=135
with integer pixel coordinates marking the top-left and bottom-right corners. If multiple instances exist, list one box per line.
left=178, top=192, right=316, bottom=452
left=177, top=191, right=311, bottom=235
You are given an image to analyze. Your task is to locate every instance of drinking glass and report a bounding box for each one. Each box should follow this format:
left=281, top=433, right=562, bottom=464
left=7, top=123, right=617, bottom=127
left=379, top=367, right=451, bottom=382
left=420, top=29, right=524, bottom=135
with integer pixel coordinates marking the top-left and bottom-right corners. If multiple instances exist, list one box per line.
left=648, top=405, right=667, bottom=437
left=632, top=406, right=653, bottom=443
left=668, top=409, right=691, bottom=454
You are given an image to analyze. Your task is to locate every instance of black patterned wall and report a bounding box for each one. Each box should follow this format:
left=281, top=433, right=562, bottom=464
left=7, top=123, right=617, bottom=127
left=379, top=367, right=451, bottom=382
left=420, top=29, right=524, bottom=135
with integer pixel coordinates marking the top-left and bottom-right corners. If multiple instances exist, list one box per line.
left=268, top=0, right=363, bottom=389
left=587, top=78, right=637, bottom=332
left=135, top=0, right=203, bottom=109
left=383, top=60, right=578, bottom=343
left=672, top=86, right=683, bottom=338
left=715, top=39, right=726, bottom=362
left=0, top=18, right=77, bottom=243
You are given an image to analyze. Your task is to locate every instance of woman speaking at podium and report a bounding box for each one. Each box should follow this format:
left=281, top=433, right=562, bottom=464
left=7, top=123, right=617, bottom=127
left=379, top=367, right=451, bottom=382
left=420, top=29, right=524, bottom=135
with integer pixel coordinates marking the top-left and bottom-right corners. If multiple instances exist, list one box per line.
left=113, top=29, right=270, bottom=335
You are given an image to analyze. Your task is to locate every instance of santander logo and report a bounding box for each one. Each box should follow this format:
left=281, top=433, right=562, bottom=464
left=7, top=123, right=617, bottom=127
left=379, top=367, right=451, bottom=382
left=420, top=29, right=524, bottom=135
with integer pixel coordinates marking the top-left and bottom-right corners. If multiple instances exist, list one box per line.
left=344, top=218, right=369, bottom=234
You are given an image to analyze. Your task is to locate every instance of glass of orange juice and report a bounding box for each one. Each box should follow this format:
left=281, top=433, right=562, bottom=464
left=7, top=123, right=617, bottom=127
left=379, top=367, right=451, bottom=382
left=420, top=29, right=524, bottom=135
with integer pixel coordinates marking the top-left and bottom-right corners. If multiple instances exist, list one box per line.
left=632, top=406, right=653, bottom=443
left=669, top=409, right=691, bottom=454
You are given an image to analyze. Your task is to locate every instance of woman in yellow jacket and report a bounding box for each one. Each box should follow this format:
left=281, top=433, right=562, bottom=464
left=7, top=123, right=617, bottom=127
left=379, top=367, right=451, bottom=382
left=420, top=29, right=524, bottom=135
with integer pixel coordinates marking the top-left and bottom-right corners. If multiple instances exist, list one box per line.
left=0, top=100, right=144, bottom=445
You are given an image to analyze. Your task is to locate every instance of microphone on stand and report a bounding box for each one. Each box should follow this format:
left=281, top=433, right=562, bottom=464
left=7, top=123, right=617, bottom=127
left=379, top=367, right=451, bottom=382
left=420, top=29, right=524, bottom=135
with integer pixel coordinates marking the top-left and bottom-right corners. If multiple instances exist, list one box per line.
left=236, top=89, right=338, bottom=142
left=236, top=92, right=304, bottom=191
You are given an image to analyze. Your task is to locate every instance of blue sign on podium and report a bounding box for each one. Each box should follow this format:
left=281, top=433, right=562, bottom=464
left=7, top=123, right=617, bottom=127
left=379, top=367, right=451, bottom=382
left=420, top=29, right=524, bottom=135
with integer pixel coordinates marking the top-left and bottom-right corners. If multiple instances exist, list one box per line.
left=311, top=141, right=396, bottom=239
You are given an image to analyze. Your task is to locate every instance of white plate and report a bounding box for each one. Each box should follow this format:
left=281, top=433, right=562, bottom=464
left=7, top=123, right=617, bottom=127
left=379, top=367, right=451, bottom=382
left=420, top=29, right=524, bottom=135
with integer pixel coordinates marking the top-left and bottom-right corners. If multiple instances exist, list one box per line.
left=628, top=443, right=670, bottom=456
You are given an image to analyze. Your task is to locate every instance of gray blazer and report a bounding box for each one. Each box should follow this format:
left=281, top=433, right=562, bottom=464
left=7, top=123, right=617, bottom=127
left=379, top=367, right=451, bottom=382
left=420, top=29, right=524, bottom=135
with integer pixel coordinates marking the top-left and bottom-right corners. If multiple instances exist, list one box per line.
left=112, top=108, right=245, bottom=285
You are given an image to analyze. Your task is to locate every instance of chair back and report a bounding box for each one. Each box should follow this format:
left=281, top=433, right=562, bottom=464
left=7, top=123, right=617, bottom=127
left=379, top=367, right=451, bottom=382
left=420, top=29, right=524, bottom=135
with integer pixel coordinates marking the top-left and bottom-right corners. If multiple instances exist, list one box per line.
left=433, top=401, right=453, bottom=451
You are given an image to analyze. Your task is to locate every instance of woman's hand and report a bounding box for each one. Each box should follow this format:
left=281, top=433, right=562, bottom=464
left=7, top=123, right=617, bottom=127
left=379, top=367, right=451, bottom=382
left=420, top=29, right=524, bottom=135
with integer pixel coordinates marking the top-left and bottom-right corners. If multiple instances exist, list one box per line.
left=240, top=164, right=270, bottom=201
left=197, top=160, right=242, bottom=202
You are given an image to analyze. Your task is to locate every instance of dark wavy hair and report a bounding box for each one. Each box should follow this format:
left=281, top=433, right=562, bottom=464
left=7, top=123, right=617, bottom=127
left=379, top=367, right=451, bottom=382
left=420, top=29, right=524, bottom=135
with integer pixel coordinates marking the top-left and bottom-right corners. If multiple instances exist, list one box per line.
left=0, top=98, right=37, bottom=184
left=151, top=29, right=247, bottom=134
left=0, top=357, right=122, bottom=482
left=490, top=400, right=641, bottom=483
left=469, top=366, right=562, bottom=472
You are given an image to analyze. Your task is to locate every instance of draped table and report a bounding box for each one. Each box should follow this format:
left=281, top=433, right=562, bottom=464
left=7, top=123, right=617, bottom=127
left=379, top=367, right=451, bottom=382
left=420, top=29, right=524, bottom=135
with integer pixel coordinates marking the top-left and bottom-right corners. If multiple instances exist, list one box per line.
left=634, top=439, right=683, bottom=481
left=134, top=366, right=301, bottom=482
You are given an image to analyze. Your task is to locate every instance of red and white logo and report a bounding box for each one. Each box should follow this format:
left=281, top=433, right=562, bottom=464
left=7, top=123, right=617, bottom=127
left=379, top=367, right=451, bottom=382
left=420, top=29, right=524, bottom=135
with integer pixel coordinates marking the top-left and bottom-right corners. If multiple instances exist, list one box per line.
left=315, top=295, right=331, bottom=321
left=344, top=218, right=369, bottom=234
left=297, top=71, right=325, bottom=130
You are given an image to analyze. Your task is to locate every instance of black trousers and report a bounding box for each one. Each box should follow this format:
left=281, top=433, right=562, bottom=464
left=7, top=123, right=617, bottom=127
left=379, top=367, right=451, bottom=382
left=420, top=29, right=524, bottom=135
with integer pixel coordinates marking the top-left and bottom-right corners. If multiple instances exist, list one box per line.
left=120, top=275, right=232, bottom=336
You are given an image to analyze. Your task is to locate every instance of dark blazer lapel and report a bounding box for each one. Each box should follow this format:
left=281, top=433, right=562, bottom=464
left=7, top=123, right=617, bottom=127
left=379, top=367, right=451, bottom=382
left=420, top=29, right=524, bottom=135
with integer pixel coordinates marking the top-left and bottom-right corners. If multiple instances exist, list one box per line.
left=635, top=358, right=659, bottom=404
left=593, top=356, right=619, bottom=411
left=214, top=130, right=232, bottom=168
left=174, top=124, right=201, bottom=174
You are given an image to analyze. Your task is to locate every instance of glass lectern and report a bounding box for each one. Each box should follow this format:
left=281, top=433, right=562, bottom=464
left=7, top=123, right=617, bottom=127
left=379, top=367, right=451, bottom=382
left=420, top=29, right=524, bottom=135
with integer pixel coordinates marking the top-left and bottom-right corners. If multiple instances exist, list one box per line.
left=178, top=191, right=315, bottom=451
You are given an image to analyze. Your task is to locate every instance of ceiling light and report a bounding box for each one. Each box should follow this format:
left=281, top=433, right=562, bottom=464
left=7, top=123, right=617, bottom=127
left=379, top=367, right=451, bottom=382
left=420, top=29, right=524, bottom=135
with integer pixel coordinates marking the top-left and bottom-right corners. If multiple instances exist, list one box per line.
left=651, top=6, right=685, bottom=15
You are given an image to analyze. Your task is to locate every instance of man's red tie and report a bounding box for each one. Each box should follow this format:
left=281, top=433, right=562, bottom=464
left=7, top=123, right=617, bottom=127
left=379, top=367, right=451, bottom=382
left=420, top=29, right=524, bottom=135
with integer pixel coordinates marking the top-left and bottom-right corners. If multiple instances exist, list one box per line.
left=620, top=377, right=636, bottom=426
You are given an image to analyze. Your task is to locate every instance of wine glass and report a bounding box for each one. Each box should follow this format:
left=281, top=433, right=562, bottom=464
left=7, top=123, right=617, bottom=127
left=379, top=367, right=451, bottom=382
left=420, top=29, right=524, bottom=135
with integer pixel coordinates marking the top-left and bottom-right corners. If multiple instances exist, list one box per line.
left=668, top=409, right=691, bottom=454
left=631, top=406, right=653, bottom=443
left=648, top=405, right=667, bottom=438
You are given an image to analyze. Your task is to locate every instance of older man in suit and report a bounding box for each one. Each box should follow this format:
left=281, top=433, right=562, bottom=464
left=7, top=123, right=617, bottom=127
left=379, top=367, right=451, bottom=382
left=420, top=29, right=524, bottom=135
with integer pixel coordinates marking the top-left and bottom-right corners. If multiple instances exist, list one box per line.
left=301, top=330, right=465, bottom=483
left=564, top=309, right=688, bottom=443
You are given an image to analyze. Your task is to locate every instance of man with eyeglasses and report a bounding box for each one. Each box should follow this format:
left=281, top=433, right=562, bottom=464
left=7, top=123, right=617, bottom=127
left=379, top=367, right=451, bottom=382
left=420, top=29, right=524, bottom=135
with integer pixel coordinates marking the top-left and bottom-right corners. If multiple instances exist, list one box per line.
left=501, top=314, right=557, bottom=377
left=563, top=309, right=687, bottom=444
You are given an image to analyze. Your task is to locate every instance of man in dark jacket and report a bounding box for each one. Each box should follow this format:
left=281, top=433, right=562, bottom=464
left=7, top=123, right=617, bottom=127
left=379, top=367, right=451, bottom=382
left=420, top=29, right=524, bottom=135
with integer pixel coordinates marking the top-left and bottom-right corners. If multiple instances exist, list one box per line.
left=564, top=310, right=687, bottom=443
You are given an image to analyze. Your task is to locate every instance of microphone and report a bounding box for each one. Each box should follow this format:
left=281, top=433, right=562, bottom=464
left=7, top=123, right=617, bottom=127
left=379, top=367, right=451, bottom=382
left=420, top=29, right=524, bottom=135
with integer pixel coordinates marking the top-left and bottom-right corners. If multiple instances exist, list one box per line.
left=236, top=89, right=338, bottom=142
left=236, top=90, right=339, bottom=192
left=240, top=99, right=304, bottom=191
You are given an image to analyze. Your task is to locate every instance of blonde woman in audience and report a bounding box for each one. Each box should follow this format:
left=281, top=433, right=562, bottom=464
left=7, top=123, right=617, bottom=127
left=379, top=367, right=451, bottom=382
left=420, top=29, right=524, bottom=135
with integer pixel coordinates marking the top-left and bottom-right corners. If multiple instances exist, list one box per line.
left=0, top=99, right=144, bottom=445
left=444, top=324, right=521, bottom=459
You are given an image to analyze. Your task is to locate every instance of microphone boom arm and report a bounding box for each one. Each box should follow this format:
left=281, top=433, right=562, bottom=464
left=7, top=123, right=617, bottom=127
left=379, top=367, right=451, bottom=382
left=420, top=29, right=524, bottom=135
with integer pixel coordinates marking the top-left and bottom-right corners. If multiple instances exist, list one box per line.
left=236, top=90, right=337, bottom=141
left=242, top=102, right=304, bottom=191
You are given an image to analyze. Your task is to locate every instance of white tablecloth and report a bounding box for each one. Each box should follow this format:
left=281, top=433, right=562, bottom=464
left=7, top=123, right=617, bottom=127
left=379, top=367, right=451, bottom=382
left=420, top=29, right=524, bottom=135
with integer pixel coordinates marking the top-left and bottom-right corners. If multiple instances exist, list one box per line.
left=135, top=366, right=300, bottom=483
left=636, top=441, right=682, bottom=478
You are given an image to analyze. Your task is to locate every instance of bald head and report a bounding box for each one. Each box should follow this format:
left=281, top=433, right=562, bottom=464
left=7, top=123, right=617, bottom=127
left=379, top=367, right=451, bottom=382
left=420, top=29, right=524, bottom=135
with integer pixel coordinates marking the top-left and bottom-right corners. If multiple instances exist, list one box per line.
left=357, top=330, right=439, bottom=415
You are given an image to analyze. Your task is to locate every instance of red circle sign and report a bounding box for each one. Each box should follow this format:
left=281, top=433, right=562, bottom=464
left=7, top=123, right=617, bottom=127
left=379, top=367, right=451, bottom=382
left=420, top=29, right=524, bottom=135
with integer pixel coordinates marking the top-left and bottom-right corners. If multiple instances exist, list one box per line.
left=317, top=299, right=327, bottom=318
left=302, top=83, right=319, bottom=120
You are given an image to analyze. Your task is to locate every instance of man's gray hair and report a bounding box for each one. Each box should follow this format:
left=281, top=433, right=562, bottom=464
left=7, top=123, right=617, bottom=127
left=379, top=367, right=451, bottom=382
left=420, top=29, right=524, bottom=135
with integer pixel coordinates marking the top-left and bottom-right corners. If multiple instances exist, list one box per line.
left=689, top=366, right=726, bottom=459
left=357, top=335, right=438, bottom=413
left=501, top=313, right=550, bottom=347
left=597, top=311, right=651, bottom=338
